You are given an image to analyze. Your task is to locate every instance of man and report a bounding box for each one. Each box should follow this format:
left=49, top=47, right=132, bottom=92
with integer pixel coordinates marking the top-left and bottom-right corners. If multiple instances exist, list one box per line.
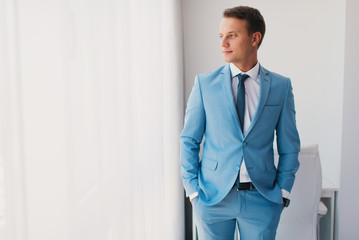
left=180, top=6, right=300, bottom=240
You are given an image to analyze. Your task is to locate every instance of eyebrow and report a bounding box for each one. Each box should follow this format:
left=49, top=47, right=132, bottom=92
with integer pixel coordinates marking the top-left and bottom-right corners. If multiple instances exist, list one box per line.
left=219, top=31, right=237, bottom=36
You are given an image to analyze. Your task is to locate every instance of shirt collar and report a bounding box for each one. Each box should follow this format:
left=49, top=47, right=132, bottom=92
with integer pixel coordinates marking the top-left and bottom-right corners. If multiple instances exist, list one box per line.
left=230, top=62, right=260, bottom=81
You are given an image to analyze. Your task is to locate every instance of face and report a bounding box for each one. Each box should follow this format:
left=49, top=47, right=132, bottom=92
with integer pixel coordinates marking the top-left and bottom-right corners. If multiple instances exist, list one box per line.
left=219, top=17, right=259, bottom=67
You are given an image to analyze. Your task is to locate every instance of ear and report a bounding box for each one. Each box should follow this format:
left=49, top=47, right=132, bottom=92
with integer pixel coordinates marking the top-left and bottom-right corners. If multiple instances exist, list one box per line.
left=251, top=32, right=262, bottom=47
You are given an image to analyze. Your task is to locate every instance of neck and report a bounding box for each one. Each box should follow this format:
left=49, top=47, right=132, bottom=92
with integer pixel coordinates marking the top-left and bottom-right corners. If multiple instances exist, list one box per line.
left=233, top=59, right=258, bottom=72
left=233, top=53, right=258, bottom=72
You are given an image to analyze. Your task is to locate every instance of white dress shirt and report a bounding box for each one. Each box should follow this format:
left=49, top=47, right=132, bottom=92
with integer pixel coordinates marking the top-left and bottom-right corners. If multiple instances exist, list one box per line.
left=190, top=62, right=289, bottom=201
left=230, top=62, right=260, bottom=183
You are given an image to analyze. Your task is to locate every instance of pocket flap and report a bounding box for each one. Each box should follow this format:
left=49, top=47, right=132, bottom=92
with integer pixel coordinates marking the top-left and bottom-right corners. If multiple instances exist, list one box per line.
left=201, top=158, right=218, bottom=171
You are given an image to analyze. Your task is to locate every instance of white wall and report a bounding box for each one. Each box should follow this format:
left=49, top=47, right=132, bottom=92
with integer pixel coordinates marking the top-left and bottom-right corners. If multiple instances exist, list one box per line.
left=338, top=0, right=359, bottom=238
left=181, top=0, right=345, bottom=187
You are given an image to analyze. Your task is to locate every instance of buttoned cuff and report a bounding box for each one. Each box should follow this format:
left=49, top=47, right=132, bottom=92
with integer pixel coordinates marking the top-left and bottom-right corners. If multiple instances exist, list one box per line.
left=281, top=189, right=290, bottom=199
left=189, top=192, right=199, bottom=201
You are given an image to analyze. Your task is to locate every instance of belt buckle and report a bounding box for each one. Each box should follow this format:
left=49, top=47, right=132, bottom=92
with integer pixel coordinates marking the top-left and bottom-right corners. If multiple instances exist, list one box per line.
left=237, top=182, right=252, bottom=191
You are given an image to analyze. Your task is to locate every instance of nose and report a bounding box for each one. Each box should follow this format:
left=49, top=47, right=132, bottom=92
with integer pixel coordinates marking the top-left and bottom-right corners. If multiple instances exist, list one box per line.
left=221, top=37, right=229, bottom=48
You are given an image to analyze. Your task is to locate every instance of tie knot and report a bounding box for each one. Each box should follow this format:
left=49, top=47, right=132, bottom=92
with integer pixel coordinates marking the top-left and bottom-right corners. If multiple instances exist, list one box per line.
left=238, top=74, right=250, bottom=82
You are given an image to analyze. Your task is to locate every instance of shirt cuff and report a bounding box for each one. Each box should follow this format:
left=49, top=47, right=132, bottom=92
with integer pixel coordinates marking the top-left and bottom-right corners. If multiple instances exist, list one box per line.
left=281, top=189, right=290, bottom=199
left=189, top=192, right=199, bottom=201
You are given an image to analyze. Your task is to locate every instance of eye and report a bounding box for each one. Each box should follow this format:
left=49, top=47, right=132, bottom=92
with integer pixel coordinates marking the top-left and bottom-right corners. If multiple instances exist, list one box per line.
left=219, top=35, right=223, bottom=39
left=228, top=33, right=236, bottom=38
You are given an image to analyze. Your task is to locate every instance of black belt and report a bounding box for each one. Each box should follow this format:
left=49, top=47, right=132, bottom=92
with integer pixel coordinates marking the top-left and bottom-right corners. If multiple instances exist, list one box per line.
left=237, top=182, right=255, bottom=191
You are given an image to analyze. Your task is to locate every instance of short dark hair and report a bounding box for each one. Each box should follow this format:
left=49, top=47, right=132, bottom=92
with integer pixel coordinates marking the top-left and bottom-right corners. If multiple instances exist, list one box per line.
left=223, top=6, right=266, bottom=48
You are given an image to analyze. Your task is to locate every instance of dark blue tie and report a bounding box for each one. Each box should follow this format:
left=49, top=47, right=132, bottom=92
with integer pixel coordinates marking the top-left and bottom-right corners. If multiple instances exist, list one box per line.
left=237, top=74, right=249, bottom=131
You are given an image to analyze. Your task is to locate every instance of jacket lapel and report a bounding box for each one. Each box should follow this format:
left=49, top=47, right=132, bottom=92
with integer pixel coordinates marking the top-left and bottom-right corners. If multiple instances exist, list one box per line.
left=244, top=65, right=271, bottom=138
left=219, top=64, right=244, bottom=139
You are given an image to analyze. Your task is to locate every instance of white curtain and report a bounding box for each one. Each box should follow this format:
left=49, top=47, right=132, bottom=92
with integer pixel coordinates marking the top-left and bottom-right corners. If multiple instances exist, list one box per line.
left=0, top=0, right=185, bottom=239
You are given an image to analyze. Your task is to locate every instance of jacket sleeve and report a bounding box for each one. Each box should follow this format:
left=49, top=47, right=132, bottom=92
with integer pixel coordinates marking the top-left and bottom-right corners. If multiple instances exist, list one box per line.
left=276, top=79, right=301, bottom=193
left=180, top=75, right=206, bottom=197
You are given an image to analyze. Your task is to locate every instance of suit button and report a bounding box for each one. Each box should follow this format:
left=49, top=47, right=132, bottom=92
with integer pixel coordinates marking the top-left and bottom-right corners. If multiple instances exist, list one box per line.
left=242, top=142, right=247, bottom=147
left=236, top=166, right=240, bottom=171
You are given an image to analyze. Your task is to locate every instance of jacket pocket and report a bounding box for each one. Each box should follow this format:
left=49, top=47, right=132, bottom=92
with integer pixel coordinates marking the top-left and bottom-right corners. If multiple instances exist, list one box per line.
left=201, top=158, right=218, bottom=171
left=265, top=159, right=277, bottom=171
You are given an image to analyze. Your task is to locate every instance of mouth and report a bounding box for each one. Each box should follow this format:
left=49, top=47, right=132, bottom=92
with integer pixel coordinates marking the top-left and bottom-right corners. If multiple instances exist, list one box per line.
left=222, top=50, right=233, bottom=55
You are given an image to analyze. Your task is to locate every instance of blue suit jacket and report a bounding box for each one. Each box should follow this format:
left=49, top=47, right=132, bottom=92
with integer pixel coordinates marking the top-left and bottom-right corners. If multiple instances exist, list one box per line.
left=180, top=63, right=300, bottom=205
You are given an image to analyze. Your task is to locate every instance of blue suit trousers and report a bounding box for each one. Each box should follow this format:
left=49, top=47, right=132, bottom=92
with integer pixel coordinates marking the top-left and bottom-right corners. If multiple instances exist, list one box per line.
left=193, top=186, right=284, bottom=240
